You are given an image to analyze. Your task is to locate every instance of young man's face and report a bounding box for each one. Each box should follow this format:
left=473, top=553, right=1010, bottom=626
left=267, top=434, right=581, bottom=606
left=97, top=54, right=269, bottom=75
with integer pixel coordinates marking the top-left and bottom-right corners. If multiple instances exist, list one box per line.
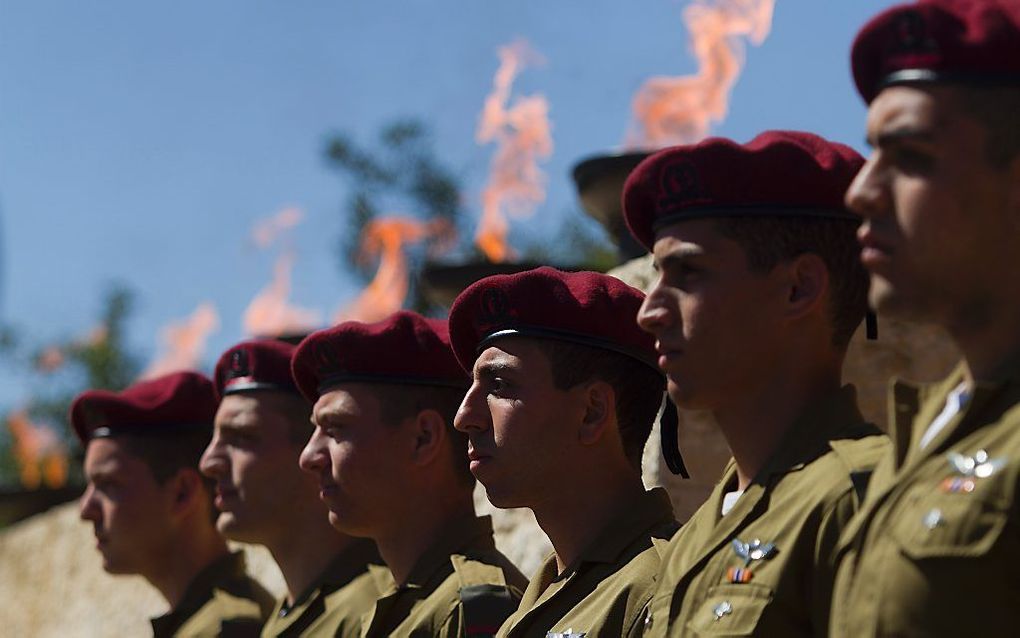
left=847, top=85, right=1018, bottom=323
left=454, top=338, right=583, bottom=509
left=638, top=218, right=786, bottom=410
left=200, top=393, right=317, bottom=545
left=79, top=437, right=177, bottom=575
left=299, top=384, right=408, bottom=536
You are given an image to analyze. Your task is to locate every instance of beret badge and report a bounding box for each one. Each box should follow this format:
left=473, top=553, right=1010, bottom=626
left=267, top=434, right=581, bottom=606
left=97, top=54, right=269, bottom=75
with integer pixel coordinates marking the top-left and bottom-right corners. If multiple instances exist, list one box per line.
left=892, top=10, right=938, bottom=57
left=476, top=288, right=516, bottom=334
left=228, top=349, right=250, bottom=379
left=656, top=158, right=705, bottom=215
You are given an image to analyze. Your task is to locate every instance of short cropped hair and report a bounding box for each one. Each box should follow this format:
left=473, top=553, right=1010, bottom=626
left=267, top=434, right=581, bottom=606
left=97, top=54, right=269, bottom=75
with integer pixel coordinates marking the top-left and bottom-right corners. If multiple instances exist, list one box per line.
left=540, top=340, right=664, bottom=473
left=955, top=86, right=1020, bottom=169
left=713, top=216, right=868, bottom=349
left=114, top=428, right=217, bottom=520
left=376, top=384, right=474, bottom=487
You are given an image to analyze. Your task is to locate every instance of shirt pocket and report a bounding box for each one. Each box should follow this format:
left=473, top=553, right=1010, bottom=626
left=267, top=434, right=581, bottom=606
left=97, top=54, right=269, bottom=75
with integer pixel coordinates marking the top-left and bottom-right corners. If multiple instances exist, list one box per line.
left=890, top=484, right=1010, bottom=559
left=685, top=583, right=772, bottom=637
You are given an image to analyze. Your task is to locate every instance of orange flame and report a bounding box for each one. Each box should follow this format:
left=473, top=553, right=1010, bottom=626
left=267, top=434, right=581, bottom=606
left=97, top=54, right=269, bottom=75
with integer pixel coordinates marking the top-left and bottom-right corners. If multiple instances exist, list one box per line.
left=243, top=250, right=322, bottom=337
left=7, top=410, right=68, bottom=489
left=475, top=40, right=553, bottom=262
left=139, top=303, right=220, bottom=380
left=242, top=207, right=322, bottom=337
left=251, top=207, right=304, bottom=249
left=334, top=216, right=453, bottom=323
left=629, top=0, right=775, bottom=147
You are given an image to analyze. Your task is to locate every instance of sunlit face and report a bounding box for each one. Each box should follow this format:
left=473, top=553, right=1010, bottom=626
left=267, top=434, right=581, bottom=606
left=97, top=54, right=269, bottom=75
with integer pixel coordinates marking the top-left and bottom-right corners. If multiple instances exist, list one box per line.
left=847, top=85, right=1017, bottom=323
left=299, top=385, right=408, bottom=537
left=454, top=338, right=583, bottom=509
left=199, top=393, right=318, bottom=545
left=637, top=219, right=786, bottom=410
left=79, top=438, right=176, bottom=575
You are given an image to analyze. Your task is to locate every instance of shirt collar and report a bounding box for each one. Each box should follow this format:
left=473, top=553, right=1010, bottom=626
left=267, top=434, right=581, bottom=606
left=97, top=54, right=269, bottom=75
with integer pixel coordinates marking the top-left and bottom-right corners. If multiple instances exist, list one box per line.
left=150, top=550, right=247, bottom=637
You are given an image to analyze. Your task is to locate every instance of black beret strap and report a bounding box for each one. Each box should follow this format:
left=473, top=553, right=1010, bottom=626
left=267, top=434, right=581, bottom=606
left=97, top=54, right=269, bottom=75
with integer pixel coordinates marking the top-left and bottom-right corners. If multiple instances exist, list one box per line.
left=223, top=380, right=300, bottom=396
left=90, top=422, right=210, bottom=441
left=879, top=68, right=1020, bottom=94
left=660, top=396, right=689, bottom=478
left=317, top=373, right=469, bottom=397
left=652, top=207, right=860, bottom=233
left=478, top=327, right=660, bottom=374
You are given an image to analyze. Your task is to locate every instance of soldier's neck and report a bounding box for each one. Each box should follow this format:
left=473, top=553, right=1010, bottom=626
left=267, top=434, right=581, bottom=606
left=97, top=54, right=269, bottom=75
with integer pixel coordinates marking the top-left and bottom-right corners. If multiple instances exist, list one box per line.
left=714, top=362, right=841, bottom=491
left=375, top=494, right=477, bottom=588
left=531, top=469, right=646, bottom=574
left=269, top=517, right=355, bottom=606
left=945, top=299, right=1020, bottom=384
left=146, top=531, right=231, bottom=610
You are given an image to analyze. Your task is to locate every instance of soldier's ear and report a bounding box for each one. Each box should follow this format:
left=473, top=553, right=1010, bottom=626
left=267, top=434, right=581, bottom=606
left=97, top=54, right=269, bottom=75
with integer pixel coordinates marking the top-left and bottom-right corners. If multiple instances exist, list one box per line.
left=782, top=253, right=828, bottom=321
left=409, top=408, right=447, bottom=467
left=577, top=380, right=614, bottom=446
left=168, top=468, right=205, bottom=518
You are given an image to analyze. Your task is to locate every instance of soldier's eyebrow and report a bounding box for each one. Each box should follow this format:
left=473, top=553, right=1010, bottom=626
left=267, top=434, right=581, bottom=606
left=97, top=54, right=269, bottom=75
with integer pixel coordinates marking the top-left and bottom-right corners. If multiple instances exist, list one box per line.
left=475, top=360, right=516, bottom=379
left=867, top=126, right=936, bottom=149
left=656, top=245, right=707, bottom=271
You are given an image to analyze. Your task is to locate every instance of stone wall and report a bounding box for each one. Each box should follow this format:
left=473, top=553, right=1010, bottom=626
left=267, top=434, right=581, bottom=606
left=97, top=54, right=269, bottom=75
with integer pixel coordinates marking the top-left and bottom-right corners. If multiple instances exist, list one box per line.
left=0, top=256, right=961, bottom=636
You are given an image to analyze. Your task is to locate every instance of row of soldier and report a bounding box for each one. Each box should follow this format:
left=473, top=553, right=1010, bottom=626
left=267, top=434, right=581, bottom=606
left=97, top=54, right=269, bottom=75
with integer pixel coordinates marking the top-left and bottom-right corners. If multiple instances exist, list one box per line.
left=70, top=1, right=1020, bottom=636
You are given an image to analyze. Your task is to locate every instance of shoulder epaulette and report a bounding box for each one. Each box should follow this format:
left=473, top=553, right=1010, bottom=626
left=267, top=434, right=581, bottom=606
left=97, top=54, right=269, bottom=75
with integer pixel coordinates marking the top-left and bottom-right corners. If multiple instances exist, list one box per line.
left=829, top=435, right=888, bottom=505
left=450, top=556, right=517, bottom=638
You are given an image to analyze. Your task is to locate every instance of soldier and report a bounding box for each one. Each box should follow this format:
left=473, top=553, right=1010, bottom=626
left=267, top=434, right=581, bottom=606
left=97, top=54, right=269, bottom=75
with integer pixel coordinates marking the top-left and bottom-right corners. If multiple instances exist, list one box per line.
left=199, top=339, right=381, bottom=638
left=626, top=130, right=890, bottom=636
left=449, top=267, right=680, bottom=638
left=293, top=310, right=527, bottom=638
left=74, top=371, right=275, bottom=637
left=830, top=2, right=1020, bottom=635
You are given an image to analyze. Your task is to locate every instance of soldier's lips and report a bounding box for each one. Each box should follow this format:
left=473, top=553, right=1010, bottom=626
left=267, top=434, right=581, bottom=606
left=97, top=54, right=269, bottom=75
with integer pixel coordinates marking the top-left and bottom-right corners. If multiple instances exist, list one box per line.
left=319, top=483, right=339, bottom=500
left=467, top=449, right=493, bottom=473
left=214, top=487, right=239, bottom=510
left=656, top=348, right=683, bottom=368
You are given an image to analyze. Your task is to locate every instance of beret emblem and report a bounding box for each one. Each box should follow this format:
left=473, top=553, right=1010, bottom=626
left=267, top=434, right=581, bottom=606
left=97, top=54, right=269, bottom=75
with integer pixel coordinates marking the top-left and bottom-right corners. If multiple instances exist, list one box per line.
left=228, top=349, right=250, bottom=379
left=656, top=158, right=703, bottom=214
left=477, top=288, right=515, bottom=332
left=892, top=10, right=937, bottom=56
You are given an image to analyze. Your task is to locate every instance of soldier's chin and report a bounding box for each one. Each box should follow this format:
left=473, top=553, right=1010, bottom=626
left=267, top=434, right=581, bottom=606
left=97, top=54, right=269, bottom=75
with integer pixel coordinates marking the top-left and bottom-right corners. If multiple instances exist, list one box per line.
left=216, top=512, right=261, bottom=543
left=479, top=483, right=526, bottom=510
left=867, top=274, right=920, bottom=320
left=98, top=550, right=134, bottom=575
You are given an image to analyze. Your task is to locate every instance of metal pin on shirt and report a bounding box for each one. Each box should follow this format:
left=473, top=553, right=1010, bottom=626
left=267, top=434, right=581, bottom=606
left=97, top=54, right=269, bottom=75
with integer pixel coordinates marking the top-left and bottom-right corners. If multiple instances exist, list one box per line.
left=713, top=601, right=733, bottom=621
left=923, top=508, right=944, bottom=530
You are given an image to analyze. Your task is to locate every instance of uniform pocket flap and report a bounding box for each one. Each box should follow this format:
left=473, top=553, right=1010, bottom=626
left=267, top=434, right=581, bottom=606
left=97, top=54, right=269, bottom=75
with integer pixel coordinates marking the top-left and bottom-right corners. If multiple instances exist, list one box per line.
left=892, top=488, right=1009, bottom=559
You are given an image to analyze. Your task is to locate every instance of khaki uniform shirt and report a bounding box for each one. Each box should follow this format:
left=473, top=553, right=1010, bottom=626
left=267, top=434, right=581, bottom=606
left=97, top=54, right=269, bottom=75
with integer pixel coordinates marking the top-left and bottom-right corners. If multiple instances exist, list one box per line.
left=359, top=516, right=527, bottom=638
left=831, top=364, right=1020, bottom=637
left=497, top=488, right=678, bottom=638
left=150, top=550, right=275, bottom=638
left=643, top=386, right=888, bottom=637
left=260, top=538, right=381, bottom=638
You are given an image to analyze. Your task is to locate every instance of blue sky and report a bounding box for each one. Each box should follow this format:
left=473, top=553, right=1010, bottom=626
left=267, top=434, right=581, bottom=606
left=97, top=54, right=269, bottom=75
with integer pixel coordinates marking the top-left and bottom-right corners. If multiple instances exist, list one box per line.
left=0, top=0, right=896, bottom=412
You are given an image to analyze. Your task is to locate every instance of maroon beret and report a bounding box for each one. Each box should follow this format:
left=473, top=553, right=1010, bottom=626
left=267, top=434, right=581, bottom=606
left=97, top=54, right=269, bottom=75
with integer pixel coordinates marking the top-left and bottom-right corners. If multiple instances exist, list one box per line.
left=448, top=266, right=659, bottom=373
left=291, top=310, right=468, bottom=403
left=70, top=371, right=218, bottom=444
left=852, top=0, right=1020, bottom=104
left=622, top=131, right=864, bottom=250
left=214, top=339, right=300, bottom=400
